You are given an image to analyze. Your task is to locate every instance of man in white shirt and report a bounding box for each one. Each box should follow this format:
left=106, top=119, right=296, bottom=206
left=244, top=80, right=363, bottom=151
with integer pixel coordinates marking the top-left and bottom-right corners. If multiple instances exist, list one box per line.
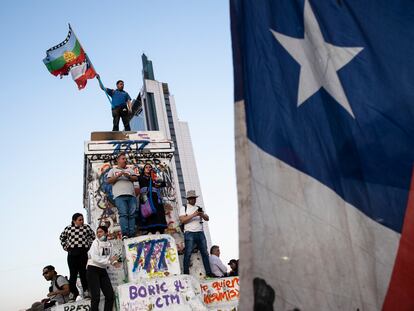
left=179, top=190, right=214, bottom=277
left=209, top=245, right=228, bottom=277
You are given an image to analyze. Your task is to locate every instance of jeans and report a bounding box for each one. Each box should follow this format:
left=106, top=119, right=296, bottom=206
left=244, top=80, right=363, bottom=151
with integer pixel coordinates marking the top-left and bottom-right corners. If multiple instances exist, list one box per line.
left=183, top=231, right=212, bottom=275
left=86, top=265, right=114, bottom=311
left=112, top=105, right=130, bottom=131
left=115, top=195, right=136, bottom=237
left=67, top=252, right=88, bottom=297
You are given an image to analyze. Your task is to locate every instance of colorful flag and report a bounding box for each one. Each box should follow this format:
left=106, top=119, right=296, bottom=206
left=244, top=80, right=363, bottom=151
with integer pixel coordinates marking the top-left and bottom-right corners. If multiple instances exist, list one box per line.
left=231, top=0, right=414, bottom=310
left=69, top=59, right=96, bottom=90
left=43, top=25, right=96, bottom=89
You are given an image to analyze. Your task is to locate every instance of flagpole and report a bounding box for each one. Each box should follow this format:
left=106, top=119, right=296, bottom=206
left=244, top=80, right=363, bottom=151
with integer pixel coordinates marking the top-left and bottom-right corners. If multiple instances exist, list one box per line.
left=68, top=23, right=112, bottom=106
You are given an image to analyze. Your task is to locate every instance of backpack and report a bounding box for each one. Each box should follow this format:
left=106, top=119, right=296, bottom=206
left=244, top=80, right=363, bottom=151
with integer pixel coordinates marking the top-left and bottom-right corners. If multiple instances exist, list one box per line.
left=179, top=205, right=188, bottom=233
left=53, top=275, right=69, bottom=291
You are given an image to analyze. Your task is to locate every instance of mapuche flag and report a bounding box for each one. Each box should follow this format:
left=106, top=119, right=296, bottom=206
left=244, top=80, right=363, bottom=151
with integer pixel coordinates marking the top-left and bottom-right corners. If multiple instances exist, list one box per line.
left=43, top=25, right=96, bottom=89
left=231, top=0, right=414, bottom=310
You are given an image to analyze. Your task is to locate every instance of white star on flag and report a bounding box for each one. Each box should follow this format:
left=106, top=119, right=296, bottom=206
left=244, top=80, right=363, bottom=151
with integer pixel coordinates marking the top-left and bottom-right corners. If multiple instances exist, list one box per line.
left=271, top=0, right=363, bottom=118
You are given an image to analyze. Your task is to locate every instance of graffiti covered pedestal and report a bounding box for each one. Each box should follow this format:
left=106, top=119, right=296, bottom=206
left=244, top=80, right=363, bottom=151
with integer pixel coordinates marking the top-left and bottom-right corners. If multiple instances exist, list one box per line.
left=118, top=275, right=207, bottom=311
left=84, top=132, right=182, bottom=236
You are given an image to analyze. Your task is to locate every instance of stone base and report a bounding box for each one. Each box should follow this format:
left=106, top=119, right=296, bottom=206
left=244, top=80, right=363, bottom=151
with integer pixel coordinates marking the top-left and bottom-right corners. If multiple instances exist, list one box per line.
left=90, top=131, right=136, bottom=141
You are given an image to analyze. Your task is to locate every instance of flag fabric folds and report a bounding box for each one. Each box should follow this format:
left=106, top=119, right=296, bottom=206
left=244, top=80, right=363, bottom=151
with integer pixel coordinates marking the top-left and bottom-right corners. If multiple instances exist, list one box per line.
left=69, top=59, right=96, bottom=90
left=43, top=25, right=96, bottom=89
left=231, top=0, right=414, bottom=310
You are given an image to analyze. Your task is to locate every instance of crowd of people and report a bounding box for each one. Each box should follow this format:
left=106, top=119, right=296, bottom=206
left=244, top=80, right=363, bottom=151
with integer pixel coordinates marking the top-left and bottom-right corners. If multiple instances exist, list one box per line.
left=26, top=153, right=238, bottom=311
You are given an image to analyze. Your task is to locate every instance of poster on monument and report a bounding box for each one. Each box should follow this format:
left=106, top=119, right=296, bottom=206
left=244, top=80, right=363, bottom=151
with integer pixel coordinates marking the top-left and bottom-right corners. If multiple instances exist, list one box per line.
left=118, top=275, right=207, bottom=311
left=50, top=299, right=95, bottom=311
left=124, top=234, right=181, bottom=281
left=200, top=277, right=240, bottom=310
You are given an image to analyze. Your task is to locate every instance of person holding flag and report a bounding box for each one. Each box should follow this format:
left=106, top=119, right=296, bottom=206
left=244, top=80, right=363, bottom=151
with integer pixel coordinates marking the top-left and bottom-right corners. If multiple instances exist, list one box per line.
left=97, top=75, right=132, bottom=131
left=43, top=24, right=143, bottom=131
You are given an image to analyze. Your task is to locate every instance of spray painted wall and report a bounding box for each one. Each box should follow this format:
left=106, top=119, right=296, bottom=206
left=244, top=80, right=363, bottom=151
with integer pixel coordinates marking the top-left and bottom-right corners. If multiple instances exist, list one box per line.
left=50, top=299, right=95, bottom=311
left=124, top=234, right=180, bottom=281
left=200, top=277, right=240, bottom=310
left=84, top=134, right=182, bottom=231
left=118, top=275, right=207, bottom=311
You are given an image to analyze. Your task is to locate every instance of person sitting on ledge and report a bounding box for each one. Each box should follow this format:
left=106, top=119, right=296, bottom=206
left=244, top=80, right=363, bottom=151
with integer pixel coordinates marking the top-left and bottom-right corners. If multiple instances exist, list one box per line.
left=228, top=259, right=239, bottom=276
left=26, top=265, right=70, bottom=310
left=209, top=245, right=228, bottom=277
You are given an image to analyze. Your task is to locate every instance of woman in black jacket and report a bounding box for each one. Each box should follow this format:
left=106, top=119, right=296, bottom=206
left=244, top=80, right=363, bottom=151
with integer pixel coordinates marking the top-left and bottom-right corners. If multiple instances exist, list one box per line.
left=59, top=213, right=95, bottom=301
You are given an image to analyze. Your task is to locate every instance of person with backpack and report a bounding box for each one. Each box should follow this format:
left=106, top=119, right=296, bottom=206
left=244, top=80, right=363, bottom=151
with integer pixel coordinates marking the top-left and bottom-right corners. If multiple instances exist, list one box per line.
left=45, top=265, right=71, bottom=307
left=179, top=190, right=215, bottom=278
left=87, top=225, right=121, bottom=311
left=59, top=213, right=95, bottom=301
left=26, top=265, right=70, bottom=310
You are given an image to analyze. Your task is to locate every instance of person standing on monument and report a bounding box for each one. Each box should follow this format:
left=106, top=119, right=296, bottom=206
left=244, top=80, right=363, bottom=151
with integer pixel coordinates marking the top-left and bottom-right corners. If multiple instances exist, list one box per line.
left=179, top=190, right=215, bottom=277
left=107, top=152, right=138, bottom=239
left=137, top=163, right=168, bottom=234
left=87, top=225, right=121, bottom=311
left=59, top=213, right=95, bottom=301
left=97, top=75, right=132, bottom=131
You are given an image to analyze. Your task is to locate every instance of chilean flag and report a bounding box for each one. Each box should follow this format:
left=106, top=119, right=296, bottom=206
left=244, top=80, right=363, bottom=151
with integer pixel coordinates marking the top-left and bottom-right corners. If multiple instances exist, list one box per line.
left=231, top=0, right=414, bottom=310
left=69, top=58, right=96, bottom=90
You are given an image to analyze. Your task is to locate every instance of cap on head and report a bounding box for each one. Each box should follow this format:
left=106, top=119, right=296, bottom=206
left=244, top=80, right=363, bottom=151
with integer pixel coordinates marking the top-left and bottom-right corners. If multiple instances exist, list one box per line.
left=43, top=265, right=55, bottom=272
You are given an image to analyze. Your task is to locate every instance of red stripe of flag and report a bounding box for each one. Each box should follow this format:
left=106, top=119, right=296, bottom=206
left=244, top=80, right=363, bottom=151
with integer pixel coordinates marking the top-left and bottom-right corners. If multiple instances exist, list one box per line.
left=383, top=166, right=414, bottom=310
left=75, top=66, right=96, bottom=90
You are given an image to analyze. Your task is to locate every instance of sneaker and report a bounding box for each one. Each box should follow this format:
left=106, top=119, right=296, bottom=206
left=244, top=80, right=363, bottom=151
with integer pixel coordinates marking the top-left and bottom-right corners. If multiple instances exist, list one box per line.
left=83, top=290, right=91, bottom=299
